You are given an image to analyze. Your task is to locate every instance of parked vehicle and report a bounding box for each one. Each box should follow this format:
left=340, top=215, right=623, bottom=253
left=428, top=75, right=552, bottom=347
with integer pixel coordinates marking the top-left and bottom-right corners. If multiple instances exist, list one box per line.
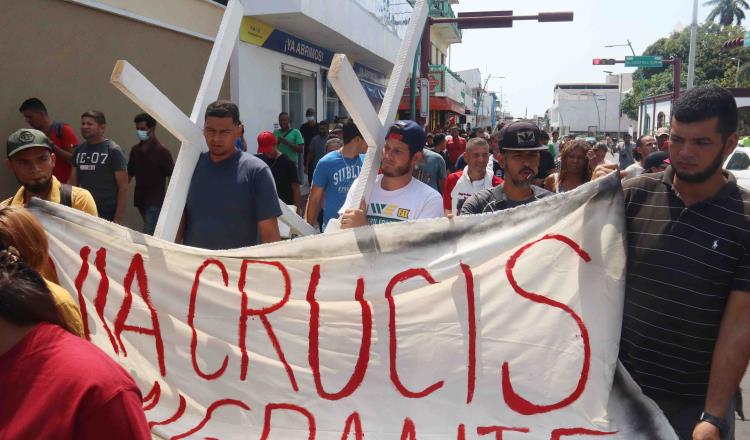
left=725, top=147, right=750, bottom=190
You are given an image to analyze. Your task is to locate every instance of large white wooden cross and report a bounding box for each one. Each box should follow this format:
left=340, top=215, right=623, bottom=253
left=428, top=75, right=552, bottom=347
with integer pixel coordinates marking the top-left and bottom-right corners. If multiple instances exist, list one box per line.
left=110, top=0, right=316, bottom=241
left=328, top=0, right=429, bottom=216
left=109, top=0, right=428, bottom=241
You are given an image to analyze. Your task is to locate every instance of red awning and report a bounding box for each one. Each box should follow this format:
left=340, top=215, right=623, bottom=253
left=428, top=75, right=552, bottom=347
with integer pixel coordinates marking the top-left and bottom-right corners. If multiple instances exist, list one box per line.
left=398, top=96, right=465, bottom=115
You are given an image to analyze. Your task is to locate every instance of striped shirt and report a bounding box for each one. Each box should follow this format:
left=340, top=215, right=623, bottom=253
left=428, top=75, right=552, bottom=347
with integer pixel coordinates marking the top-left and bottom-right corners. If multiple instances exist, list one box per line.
left=619, top=167, right=750, bottom=401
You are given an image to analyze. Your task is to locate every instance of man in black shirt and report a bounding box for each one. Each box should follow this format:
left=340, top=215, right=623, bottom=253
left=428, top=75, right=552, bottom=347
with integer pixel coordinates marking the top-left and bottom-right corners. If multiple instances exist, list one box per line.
left=255, top=131, right=302, bottom=214
left=597, top=85, right=750, bottom=440
left=461, top=121, right=552, bottom=214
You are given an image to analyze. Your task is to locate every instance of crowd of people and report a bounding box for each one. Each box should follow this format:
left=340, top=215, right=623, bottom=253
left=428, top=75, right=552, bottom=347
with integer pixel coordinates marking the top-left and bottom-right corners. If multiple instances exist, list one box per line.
left=1, top=84, right=748, bottom=440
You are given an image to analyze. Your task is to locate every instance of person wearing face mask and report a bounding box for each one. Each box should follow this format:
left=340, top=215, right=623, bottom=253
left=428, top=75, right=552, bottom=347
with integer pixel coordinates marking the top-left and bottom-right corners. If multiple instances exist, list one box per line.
left=127, top=113, right=174, bottom=235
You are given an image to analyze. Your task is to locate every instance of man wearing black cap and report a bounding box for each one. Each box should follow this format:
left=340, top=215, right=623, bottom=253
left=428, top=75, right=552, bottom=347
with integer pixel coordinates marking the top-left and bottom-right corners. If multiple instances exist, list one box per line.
left=461, top=121, right=553, bottom=214
left=339, top=120, right=443, bottom=228
left=3, top=129, right=97, bottom=216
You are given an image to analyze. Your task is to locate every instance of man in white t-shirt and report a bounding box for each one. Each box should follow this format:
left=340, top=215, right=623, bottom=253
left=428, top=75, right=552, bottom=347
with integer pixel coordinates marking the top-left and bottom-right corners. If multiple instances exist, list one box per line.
left=622, top=134, right=658, bottom=181
left=443, top=137, right=502, bottom=216
left=339, top=120, right=443, bottom=228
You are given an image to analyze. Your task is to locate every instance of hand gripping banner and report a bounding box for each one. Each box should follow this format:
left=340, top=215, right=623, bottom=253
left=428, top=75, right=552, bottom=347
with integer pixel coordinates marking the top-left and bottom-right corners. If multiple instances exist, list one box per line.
left=30, top=173, right=677, bottom=439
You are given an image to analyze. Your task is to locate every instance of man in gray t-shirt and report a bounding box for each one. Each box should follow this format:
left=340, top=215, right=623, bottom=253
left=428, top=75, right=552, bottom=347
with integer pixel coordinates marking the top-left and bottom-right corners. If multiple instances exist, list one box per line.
left=413, top=147, right=447, bottom=193
left=72, top=110, right=128, bottom=223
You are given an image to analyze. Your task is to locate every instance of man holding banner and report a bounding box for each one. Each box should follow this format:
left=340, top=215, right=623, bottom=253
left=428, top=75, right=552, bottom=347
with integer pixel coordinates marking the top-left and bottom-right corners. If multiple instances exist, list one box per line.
left=598, top=85, right=750, bottom=440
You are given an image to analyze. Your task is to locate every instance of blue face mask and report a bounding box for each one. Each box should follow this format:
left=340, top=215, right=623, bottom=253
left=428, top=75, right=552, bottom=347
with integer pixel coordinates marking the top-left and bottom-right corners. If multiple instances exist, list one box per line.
left=136, top=130, right=149, bottom=141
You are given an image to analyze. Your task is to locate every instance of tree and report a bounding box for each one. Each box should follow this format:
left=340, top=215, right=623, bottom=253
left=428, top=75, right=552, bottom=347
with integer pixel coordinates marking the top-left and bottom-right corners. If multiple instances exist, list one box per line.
left=704, top=0, right=749, bottom=26
left=620, top=23, right=747, bottom=120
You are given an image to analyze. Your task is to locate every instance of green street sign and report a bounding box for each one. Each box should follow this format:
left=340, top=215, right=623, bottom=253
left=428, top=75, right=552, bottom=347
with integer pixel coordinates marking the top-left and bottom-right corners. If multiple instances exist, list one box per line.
left=625, top=56, right=663, bottom=68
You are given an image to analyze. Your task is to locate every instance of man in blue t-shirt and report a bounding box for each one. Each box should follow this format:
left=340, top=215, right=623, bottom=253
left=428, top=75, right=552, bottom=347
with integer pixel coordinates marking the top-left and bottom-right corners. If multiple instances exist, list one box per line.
left=305, top=120, right=366, bottom=231
left=179, top=101, right=281, bottom=249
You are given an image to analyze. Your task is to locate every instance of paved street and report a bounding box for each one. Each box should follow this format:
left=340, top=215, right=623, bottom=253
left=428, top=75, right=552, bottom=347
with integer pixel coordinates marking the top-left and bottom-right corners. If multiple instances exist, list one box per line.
left=737, top=370, right=749, bottom=437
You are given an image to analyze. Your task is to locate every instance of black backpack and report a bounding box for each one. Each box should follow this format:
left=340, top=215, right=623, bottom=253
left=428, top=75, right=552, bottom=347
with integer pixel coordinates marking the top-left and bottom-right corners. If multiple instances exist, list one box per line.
left=59, top=184, right=72, bottom=208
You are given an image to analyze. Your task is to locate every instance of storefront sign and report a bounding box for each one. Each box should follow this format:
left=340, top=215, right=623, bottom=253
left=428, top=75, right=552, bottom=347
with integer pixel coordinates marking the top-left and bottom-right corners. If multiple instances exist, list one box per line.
left=240, top=17, right=334, bottom=66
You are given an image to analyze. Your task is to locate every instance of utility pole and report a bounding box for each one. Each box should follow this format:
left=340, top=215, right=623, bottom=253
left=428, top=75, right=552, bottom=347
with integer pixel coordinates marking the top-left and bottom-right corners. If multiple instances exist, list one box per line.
left=687, top=0, right=698, bottom=89
left=732, top=57, right=741, bottom=88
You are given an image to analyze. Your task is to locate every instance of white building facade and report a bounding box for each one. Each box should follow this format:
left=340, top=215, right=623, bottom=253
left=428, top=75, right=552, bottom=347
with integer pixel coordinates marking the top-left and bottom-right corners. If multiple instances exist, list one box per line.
left=233, top=0, right=410, bottom=151
left=455, top=68, right=495, bottom=130
left=548, top=74, right=635, bottom=138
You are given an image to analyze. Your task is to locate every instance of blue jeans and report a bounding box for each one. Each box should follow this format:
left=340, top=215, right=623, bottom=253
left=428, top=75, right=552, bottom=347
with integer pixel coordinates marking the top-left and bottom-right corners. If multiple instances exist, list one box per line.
left=138, top=206, right=161, bottom=235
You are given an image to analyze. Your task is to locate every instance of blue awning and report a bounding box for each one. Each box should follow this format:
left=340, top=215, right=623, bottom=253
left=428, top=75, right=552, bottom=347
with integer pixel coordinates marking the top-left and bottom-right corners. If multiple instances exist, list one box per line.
left=360, top=80, right=386, bottom=102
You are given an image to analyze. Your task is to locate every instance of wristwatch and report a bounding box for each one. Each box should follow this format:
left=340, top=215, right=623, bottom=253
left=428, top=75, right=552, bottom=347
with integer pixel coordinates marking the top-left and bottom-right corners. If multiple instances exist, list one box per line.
left=699, top=411, right=727, bottom=434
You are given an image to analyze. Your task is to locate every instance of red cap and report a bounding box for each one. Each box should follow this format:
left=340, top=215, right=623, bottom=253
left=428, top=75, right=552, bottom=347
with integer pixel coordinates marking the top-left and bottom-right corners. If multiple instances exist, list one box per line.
left=257, top=131, right=276, bottom=153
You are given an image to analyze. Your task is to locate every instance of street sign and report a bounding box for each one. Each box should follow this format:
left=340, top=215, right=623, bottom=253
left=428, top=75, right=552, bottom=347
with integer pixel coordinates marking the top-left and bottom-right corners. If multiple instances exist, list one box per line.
left=419, top=77, right=429, bottom=119
left=744, top=31, right=750, bottom=47
left=625, top=56, right=663, bottom=68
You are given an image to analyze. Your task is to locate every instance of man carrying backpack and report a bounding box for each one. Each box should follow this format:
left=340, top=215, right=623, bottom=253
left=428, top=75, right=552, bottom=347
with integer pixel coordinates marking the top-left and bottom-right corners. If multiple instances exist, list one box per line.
left=2, top=128, right=97, bottom=216
left=19, top=98, right=79, bottom=184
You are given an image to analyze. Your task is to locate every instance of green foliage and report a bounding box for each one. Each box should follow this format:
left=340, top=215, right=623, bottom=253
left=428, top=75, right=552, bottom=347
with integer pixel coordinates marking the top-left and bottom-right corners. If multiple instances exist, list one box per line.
left=704, top=0, right=749, bottom=26
left=621, top=23, right=749, bottom=119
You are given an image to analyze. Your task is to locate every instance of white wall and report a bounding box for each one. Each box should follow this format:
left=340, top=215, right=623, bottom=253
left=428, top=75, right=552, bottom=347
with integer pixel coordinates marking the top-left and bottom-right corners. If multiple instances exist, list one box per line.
left=233, top=41, right=323, bottom=153
left=552, top=88, right=635, bottom=135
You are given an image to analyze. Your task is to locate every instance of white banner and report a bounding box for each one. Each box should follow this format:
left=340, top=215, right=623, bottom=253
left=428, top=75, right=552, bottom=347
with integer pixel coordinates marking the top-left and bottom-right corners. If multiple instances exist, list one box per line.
left=31, top=174, right=676, bottom=439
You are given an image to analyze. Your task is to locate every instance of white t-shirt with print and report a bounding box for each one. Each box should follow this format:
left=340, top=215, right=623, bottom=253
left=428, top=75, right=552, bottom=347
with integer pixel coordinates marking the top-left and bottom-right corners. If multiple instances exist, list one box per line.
left=338, top=174, right=443, bottom=225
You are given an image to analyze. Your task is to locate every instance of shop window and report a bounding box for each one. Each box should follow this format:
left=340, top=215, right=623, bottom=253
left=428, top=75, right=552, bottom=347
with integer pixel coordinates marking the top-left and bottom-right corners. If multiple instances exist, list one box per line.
left=281, top=74, right=304, bottom=128
left=657, top=112, right=666, bottom=129
left=325, top=80, right=349, bottom=122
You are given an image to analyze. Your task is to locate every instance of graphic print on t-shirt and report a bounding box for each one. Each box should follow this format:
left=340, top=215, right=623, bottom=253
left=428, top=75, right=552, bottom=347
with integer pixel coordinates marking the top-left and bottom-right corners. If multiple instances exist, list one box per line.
left=368, top=203, right=411, bottom=224
left=75, top=151, right=110, bottom=171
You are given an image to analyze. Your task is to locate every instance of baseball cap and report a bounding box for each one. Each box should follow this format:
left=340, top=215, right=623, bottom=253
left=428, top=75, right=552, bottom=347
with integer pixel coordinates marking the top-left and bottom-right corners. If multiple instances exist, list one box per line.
left=644, top=151, right=669, bottom=170
left=386, top=120, right=426, bottom=155
left=7, top=129, right=52, bottom=158
left=332, top=123, right=344, bottom=133
left=656, top=127, right=670, bottom=137
left=498, top=121, right=546, bottom=151
left=257, top=131, right=276, bottom=154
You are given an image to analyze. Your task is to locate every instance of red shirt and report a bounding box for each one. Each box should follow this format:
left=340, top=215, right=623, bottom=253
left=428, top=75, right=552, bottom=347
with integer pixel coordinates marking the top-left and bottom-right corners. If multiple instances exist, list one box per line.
left=446, top=136, right=466, bottom=167
left=0, top=323, right=151, bottom=440
left=443, top=169, right=503, bottom=212
left=47, top=123, right=79, bottom=184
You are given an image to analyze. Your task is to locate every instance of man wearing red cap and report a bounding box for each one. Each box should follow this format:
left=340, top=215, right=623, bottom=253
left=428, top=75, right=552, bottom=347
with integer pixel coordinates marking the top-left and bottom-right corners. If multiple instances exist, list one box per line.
left=255, top=131, right=302, bottom=214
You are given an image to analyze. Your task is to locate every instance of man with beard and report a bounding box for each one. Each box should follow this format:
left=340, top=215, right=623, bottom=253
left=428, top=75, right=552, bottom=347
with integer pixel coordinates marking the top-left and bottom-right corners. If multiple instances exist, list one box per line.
left=2, top=129, right=96, bottom=216
left=596, top=85, right=750, bottom=440
left=339, top=120, right=443, bottom=227
left=460, top=121, right=553, bottom=214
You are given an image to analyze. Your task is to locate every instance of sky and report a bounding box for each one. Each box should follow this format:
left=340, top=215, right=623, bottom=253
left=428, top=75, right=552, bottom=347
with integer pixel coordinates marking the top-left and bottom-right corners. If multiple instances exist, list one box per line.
left=449, top=0, right=713, bottom=118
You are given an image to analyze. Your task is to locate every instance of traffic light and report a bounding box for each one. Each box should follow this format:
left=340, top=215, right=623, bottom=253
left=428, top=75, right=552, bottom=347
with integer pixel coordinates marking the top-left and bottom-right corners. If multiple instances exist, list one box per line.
left=723, top=38, right=745, bottom=49
left=592, top=58, right=616, bottom=65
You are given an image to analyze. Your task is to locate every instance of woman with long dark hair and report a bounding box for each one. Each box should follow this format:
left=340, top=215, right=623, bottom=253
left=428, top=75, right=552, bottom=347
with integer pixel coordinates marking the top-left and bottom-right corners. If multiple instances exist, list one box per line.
left=0, top=206, right=83, bottom=336
left=0, top=248, right=150, bottom=439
